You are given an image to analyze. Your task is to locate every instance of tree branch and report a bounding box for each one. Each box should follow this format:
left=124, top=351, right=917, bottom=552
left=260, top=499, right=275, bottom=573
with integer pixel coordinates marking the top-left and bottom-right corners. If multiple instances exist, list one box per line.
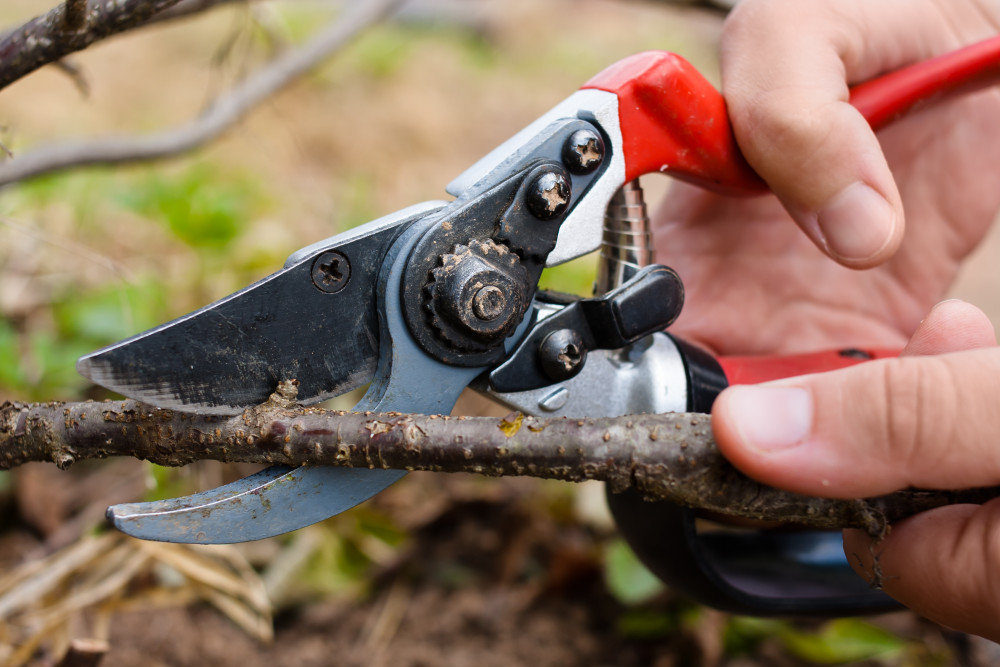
left=0, top=0, right=403, bottom=185
left=2, top=382, right=997, bottom=539
left=0, top=0, right=188, bottom=91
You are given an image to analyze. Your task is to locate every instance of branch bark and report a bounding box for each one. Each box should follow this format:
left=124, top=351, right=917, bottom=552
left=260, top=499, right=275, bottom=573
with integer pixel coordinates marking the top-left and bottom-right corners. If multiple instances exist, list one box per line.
left=2, top=382, right=997, bottom=539
left=0, top=0, right=403, bottom=185
left=0, top=0, right=188, bottom=91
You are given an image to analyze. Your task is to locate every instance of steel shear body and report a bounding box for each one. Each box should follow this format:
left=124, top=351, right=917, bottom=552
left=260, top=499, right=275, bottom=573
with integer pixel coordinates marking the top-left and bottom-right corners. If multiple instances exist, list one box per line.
left=78, top=35, right=1000, bottom=616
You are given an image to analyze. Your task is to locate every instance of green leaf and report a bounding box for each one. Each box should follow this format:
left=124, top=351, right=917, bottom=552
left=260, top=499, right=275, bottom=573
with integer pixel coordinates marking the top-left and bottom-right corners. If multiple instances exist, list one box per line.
left=780, top=618, right=905, bottom=665
left=538, top=253, right=599, bottom=297
left=603, top=538, right=664, bottom=605
left=118, top=163, right=265, bottom=249
left=616, top=608, right=679, bottom=639
left=0, top=320, right=27, bottom=390
left=725, top=616, right=905, bottom=664
left=52, top=279, right=168, bottom=346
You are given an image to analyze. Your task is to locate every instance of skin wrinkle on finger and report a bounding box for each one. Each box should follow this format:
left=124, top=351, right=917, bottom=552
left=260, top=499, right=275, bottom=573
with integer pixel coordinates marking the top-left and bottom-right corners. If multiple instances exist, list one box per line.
left=716, top=346, right=1000, bottom=499
left=878, top=357, right=958, bottom=491
left=828, top=353, right=999, bottom=494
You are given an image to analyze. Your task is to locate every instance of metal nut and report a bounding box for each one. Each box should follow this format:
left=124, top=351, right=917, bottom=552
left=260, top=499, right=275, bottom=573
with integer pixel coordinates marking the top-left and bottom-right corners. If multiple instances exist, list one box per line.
left=436, top=247, right=524, bottom=342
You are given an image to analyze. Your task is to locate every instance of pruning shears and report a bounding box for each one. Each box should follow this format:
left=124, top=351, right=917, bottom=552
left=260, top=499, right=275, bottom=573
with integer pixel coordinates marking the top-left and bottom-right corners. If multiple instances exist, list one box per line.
left=78, top=35, right=1000, bottom=616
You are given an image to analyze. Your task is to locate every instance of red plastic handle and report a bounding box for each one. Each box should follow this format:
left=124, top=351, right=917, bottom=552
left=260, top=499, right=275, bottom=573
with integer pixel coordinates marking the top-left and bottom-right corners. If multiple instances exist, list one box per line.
left=582, top=34, right=1000, bottom=194
left=717, top=348, right=899, bottom=386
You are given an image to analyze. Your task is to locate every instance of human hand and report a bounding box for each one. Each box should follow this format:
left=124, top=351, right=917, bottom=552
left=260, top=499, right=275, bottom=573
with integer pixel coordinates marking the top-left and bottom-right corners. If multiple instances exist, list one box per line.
left=651, top=0, right=1000, bottom=638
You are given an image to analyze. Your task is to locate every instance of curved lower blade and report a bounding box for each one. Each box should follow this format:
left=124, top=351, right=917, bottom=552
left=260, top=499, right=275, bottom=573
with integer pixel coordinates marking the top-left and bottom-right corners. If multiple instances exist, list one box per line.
left=108, top=466, right=407, bottom=543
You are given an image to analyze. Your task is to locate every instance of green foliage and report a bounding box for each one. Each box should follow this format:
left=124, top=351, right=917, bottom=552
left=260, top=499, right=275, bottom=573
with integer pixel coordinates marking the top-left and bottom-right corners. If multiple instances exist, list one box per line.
left=616, top=608, right=680, bottom=639
left=335, top=173, right=379, bottom=231
left=142, top=463, right=194, bottom=503
left=725, top=617, right=906, bottom=664
left=537, top=253, right=599, bottom=297
left=0, top=321, right=27, bottom=390
left=293, top=508, right=408, bottom=598
left=275, top=5, right=497, bottom=83
left=118, top=163, right=265, bottom=249
left=9, top=171, right=117, bottom=230
left=339, top=22, right=496, bottom=79
left=603, top=537, right=665, bottom=606
left=0, top=277, right=169, bottom=400
left=52, top=278, right=168, bottom=346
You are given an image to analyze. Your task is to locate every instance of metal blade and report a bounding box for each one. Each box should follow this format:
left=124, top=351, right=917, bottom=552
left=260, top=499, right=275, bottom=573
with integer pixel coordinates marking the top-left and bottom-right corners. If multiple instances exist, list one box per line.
left=107, top=466, right=409, bottom=543
left=78, top=202, right=444, bottom=414
left=106, top=218, right=491, bottom=543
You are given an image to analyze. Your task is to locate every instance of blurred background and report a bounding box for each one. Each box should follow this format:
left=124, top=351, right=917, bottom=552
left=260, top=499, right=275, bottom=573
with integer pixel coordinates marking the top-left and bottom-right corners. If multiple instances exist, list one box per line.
left=0, top=1, right=998, bottom=665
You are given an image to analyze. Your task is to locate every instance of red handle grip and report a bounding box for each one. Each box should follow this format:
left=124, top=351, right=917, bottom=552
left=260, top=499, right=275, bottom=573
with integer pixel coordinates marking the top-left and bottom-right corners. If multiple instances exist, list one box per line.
left=717, top=348, right=899, bottom=386
left=582, top=34, right=1000, bottom=193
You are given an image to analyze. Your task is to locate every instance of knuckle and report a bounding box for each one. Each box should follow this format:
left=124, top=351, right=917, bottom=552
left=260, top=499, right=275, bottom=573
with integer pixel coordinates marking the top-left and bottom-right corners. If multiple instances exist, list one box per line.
left=877, top=358, right=958, bottom=483
left=734, top=94, right=837, bottom=166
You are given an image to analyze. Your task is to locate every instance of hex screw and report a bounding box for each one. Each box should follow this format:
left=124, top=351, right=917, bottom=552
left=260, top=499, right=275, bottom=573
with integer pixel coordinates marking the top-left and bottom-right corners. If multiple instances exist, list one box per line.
left=538, top=328, right=587, bottom=381
left=472, top=285, right=506, bottom=321
left=562, top=129, right=605, bottom=175
left=527, top=170, right=571, bottom=221
left=311, top=251, right=351, bottom=294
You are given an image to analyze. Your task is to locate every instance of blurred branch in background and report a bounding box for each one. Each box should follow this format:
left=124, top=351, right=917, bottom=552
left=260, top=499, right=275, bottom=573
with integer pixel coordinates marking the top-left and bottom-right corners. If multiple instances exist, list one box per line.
left=0, top=0, right=403, bottom=185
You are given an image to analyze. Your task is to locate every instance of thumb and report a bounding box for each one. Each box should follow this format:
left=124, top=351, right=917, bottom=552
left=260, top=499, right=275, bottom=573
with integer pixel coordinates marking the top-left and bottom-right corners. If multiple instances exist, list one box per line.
left=713, top=301, right=1000, bottom=638
left=720, top=0, right=960, bottom=267
left=712, top=300, right=999, bottom=498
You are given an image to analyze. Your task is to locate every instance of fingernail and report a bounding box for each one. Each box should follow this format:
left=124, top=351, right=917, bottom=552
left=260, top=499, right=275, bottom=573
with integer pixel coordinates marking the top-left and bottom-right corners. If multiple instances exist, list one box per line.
left=725, top=386, right=813, bottom=452
left=817, top=182, right=896, bottom=263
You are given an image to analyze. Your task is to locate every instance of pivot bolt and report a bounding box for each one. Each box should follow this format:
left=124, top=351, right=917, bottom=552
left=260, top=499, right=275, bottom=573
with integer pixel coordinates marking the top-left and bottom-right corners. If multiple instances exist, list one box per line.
left=473, top=285, right=506, bottom=321
left=311, top=251, right=350, bottom=293
left=526, top=170, right=571, bottom=221
left=562, top=129, right=605, bottom=174
left=539, top=328, right=587, bottom=381
left=436, top=244, right=525, bottom=343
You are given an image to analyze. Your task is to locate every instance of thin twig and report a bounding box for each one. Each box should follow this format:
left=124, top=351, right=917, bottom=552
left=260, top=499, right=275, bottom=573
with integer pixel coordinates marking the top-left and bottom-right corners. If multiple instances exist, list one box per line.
left=0, top=0, right=404, bottom=185
left=53, top=59, right=90, bottom=98
left=1, top=381, right=997, bottom=537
